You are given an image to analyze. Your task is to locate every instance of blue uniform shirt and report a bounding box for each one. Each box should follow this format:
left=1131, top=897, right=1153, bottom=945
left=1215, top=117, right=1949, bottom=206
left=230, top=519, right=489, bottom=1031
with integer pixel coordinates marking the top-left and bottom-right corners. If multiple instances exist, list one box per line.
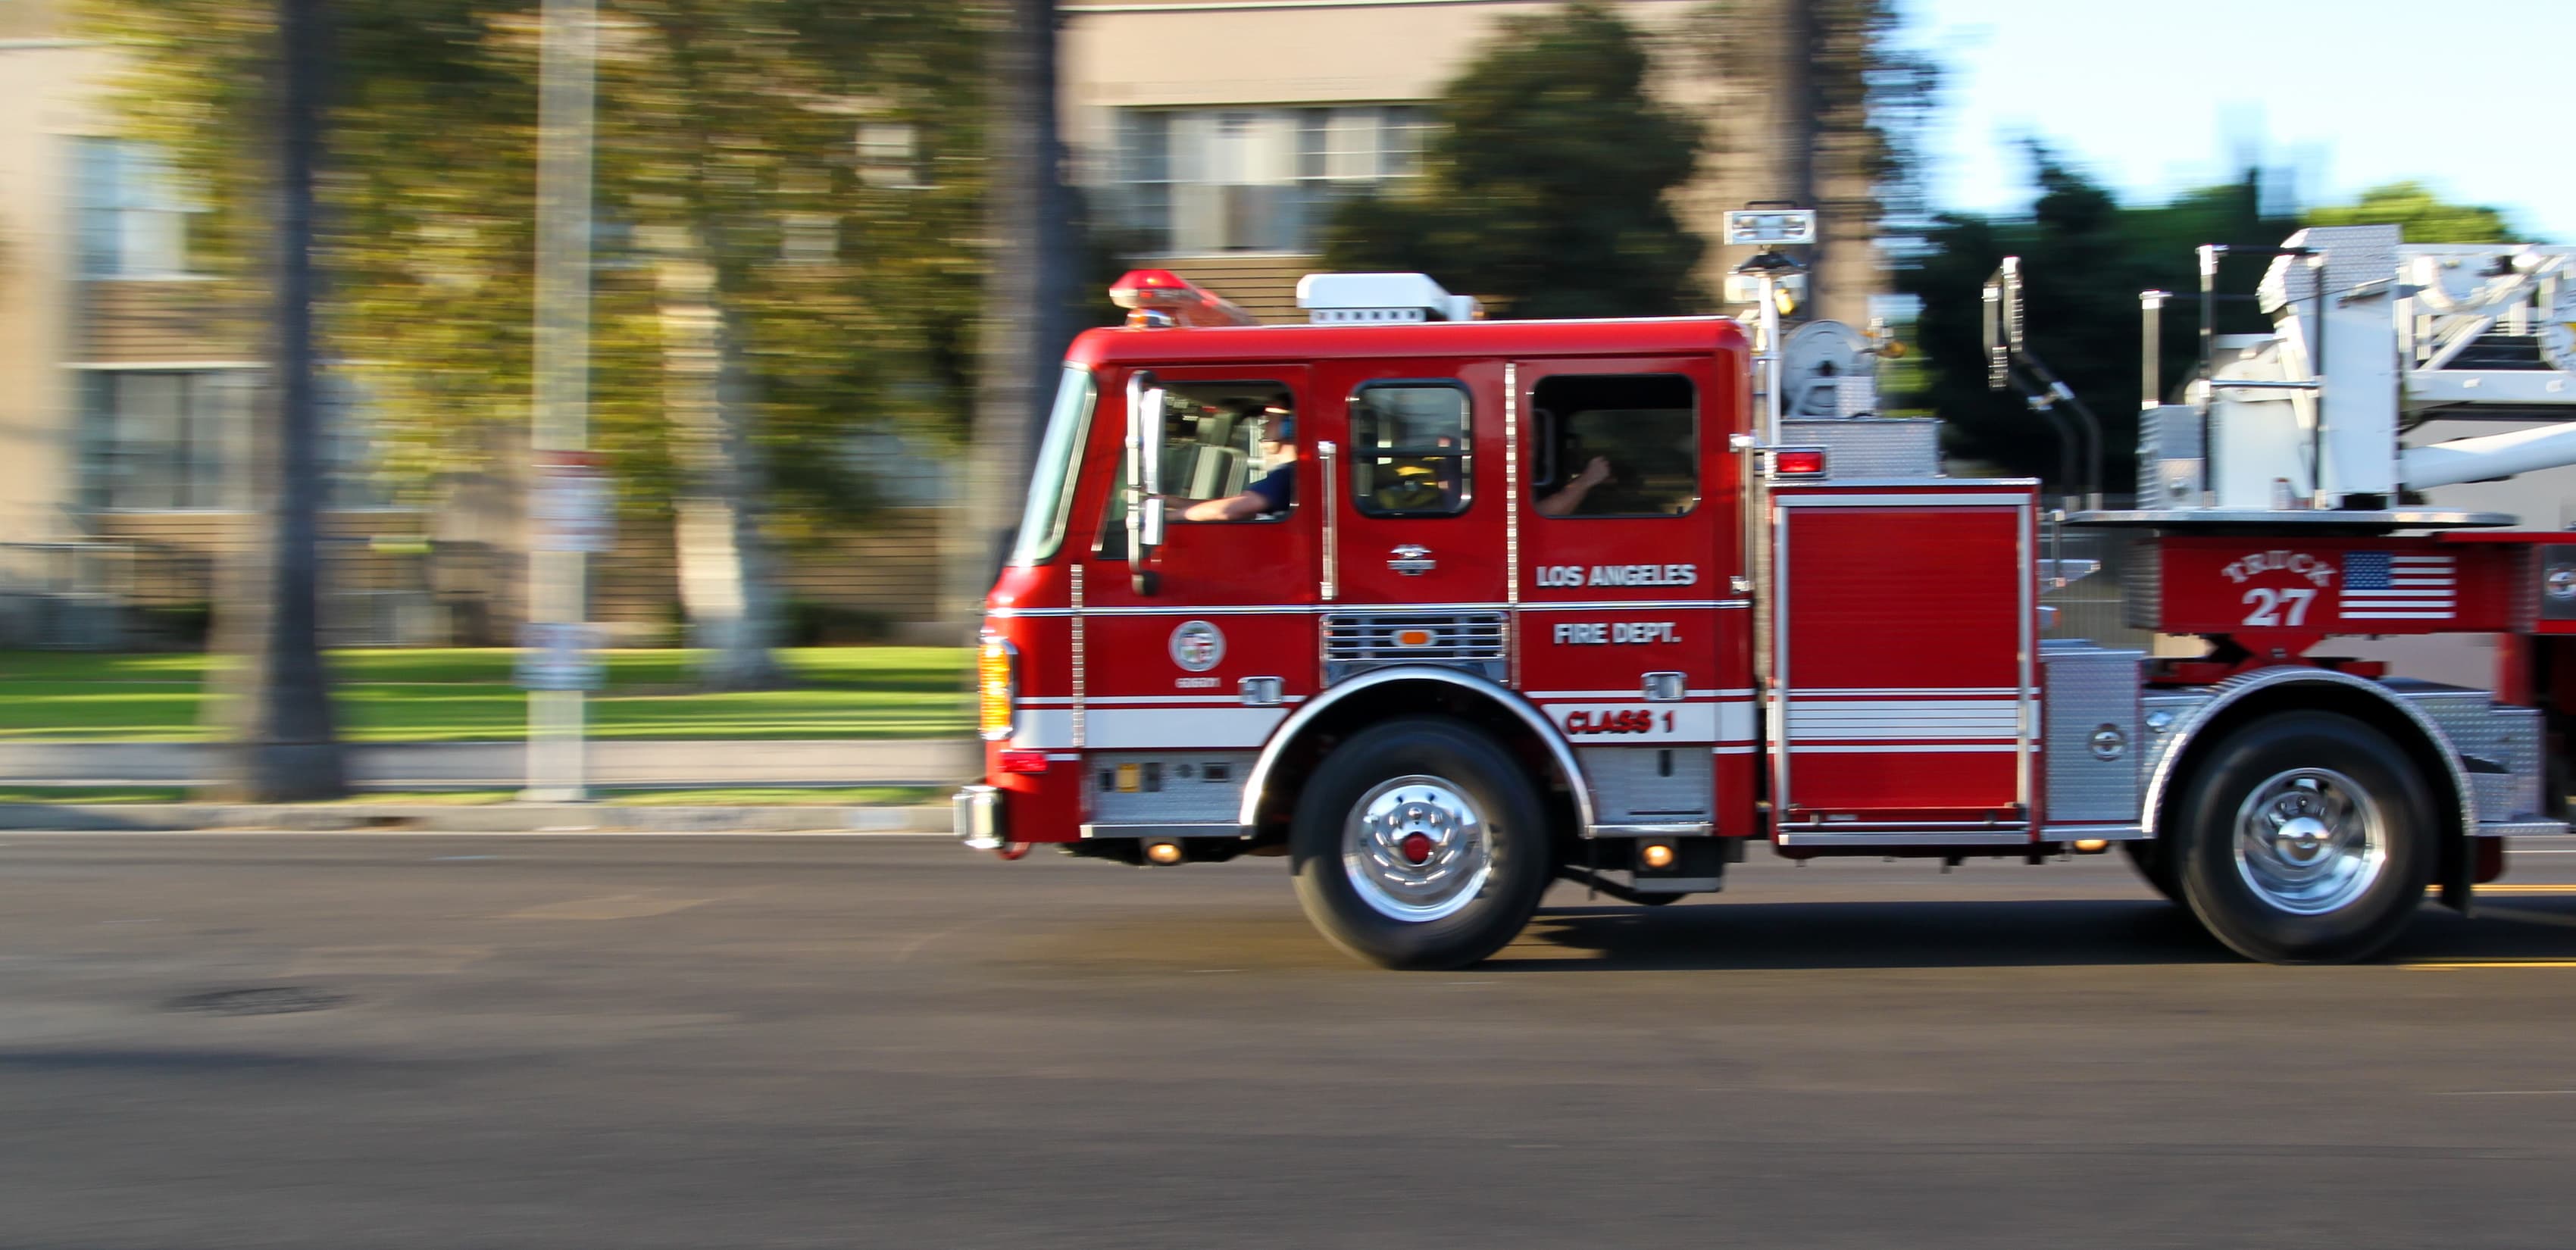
left=1246, top=466, right=1293, bottom=512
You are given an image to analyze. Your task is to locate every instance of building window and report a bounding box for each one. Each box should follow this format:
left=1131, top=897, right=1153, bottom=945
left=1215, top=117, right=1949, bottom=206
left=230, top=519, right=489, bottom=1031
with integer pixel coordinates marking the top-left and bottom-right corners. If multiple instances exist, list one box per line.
left=1349, top=380, right=1471, bottom=517
left=857, top=122, right=924, bottom=189
left=80, top=370, right=249, bottom=510
left=77, top=369, right=389, bottom=511
left=1115, top=105, right=1427, bottom=255
left=319, top=373, right=392, bottom=509
left=74, top=139, right=202, bottom=279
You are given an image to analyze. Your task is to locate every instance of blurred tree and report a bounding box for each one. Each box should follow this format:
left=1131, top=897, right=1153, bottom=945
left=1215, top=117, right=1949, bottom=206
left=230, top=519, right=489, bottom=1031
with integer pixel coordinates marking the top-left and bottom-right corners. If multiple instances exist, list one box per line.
left=1690, top=0, right=1939, bottom=325
left=80, top=0, right=986, bottom=686
left=2308, top=181, right=2524, bottom=244
left=1318, top=2, right=1702, bottom=318
left=207, top=0, right=349, bottom=801
left=1897, top=151, right=2294, bottom=494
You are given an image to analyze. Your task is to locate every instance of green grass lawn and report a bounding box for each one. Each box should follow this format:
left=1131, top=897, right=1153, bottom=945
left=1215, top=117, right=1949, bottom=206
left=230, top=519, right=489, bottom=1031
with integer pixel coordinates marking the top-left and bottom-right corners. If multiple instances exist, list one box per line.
left=0, top=648, right=971, bottom=742
left=0, top=785, right=946, bottom=806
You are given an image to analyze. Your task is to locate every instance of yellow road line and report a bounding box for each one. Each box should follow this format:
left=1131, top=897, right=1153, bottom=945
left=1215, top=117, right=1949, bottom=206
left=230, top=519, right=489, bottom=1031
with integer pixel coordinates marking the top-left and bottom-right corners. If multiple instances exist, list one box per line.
left=2427, top=884, right=2576, bottom=895
left=2403, top=959, right=2576, bottom=970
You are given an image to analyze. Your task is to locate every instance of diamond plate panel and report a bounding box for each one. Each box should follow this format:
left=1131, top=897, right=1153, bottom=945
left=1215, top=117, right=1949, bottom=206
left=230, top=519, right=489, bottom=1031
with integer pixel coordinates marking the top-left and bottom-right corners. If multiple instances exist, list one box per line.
left=2123, top=539, right=2164, bottom=631
left=2137, top=405, right=2202, bottom=508
left=1780, top=417, right=1940, bottom=478
left=2262, top=224, right=2402, bottom=310
left=2396, top=687, right=2546, bottom=822
left=1578, top=746, right=1713, bottom=822
left=2137, top=691, right=2214, bottom=795
left=2041, top=642, right=2144, bottom=821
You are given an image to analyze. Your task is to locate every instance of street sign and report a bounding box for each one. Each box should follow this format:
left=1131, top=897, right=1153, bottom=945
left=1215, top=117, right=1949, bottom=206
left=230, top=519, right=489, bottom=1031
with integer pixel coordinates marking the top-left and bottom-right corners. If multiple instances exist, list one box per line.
left=1723, top=208, right=1818, bottom=247
left=533, top=451, right=614, bottom=554
left=517, top=621, right=604, bottom=690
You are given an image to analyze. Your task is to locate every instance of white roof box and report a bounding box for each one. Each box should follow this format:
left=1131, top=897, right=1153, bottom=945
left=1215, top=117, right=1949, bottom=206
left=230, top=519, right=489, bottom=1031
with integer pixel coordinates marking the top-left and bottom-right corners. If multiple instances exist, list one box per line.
left=1296, top=272, right=1480, bottom=323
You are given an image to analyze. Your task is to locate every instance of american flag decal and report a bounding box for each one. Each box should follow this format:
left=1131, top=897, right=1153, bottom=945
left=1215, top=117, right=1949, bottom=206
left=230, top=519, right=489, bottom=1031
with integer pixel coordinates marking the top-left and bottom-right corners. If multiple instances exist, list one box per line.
left=2340, top=552, right=2456, bottom=620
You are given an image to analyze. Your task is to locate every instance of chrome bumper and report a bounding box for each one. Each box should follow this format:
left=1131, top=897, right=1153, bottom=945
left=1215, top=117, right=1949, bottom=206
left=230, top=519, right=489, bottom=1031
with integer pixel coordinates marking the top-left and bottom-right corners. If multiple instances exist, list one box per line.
left=953, top=784, right=1005, bottom=850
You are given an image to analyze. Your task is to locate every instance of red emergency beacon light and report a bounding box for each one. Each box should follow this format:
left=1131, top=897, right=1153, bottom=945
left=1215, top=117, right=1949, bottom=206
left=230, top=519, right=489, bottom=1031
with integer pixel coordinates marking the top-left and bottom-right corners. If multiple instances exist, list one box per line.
left=1108, top=269, right=1261, bottom=328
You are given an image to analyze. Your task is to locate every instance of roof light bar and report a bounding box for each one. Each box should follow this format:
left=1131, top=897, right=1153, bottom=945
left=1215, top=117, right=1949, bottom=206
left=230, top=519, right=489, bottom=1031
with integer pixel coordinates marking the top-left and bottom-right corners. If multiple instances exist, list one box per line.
left=1107, top=270, right=1260, bottom=328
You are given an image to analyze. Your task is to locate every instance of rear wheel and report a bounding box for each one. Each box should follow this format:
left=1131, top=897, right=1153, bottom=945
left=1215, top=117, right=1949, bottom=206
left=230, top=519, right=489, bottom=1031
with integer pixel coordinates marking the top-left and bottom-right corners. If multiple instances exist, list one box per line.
left=2171, top=711, right=2434, bottom=964
left=1290, top=717, right=1552, bottom=970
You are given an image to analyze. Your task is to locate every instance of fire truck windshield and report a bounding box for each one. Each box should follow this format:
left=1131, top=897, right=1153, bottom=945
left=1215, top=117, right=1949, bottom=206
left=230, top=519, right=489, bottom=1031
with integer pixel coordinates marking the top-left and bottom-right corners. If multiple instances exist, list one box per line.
left=1010, top=367, right=1098, bottom=564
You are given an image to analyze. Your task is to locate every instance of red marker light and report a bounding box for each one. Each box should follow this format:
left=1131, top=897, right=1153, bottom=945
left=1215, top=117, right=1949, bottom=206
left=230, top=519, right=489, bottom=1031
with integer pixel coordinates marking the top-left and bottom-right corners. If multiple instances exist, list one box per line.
left=998, top=749, right=1050, bottom=774
left=1771, top=448, right=1827, bottom=477
left=1107, top=269, right=1260, bottom=328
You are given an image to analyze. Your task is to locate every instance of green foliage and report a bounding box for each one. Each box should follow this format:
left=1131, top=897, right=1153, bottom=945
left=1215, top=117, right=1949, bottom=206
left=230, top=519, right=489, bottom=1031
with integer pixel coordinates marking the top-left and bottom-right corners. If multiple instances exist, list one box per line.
left=73, top=1, right=988, bottom=527
left=0, top=647, right=969, bottom=741
left=1318, top=2, right=1702, bottom=318
left=2307, top=181, right=2523, bottom=244
left=1897, top=152, right=2295, bottom=489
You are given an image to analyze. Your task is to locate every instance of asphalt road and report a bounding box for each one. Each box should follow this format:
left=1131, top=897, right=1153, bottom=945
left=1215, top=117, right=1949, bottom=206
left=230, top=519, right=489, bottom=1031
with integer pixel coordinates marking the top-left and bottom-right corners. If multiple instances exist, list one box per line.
left=9, top=833, right=2576, bottom=1249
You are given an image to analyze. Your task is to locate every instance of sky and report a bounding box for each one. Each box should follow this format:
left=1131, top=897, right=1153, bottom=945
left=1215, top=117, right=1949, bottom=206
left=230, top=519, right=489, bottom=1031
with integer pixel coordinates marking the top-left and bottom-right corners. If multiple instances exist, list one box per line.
left=1902, top=0, right=2575, bottom=242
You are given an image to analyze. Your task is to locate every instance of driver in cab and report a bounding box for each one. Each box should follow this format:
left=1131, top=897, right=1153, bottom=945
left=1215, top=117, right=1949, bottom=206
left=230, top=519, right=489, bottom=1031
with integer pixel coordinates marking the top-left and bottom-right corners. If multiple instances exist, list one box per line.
left=1180, top=398, right=1296, bottom=521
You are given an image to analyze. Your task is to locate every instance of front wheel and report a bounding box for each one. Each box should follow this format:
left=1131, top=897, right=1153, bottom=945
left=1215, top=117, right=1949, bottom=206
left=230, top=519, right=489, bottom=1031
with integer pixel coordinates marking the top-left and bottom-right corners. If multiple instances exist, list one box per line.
left=2171, top=711, right=2435, bottom=964
left=1290, top=717, right=1553, bottom=970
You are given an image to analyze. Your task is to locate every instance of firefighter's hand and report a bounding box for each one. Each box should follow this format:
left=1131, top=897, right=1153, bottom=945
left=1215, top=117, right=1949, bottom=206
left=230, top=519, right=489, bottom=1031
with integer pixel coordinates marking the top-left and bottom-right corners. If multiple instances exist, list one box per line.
left=1573, top=456, right=1612, bottom=489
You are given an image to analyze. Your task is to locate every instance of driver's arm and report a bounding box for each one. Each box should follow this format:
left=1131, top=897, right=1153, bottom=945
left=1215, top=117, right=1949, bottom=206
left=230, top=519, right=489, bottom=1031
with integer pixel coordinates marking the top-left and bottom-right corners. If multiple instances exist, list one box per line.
left=1181, top=491, right=1271, bottom=521
left=1534, top=455, right=1612, bottom=517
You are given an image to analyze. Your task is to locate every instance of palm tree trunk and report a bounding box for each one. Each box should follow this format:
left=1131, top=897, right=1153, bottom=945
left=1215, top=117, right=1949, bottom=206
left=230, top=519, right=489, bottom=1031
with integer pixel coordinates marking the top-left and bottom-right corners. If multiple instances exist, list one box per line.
left=210, top=0, right=346, bottom=801
left=948, top=0, right=1080, bottom=639
left=655, top=228, right=786, bottom=691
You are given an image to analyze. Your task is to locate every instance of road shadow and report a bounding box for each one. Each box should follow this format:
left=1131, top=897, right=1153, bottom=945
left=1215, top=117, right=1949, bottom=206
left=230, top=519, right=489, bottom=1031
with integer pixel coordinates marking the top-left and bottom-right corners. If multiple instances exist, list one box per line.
left=1497, top=894, right=2576, bottom=972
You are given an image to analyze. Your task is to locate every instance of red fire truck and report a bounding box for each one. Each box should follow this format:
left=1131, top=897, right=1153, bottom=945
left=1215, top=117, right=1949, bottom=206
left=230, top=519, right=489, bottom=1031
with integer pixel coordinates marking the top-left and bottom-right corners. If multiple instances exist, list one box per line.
left=955, top=215, right=2576, bottom=970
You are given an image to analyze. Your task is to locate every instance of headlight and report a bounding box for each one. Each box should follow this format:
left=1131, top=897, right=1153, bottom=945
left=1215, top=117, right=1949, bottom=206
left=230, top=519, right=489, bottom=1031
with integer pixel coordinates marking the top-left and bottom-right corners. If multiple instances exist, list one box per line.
left=977, top=628, right=1018, bottom=742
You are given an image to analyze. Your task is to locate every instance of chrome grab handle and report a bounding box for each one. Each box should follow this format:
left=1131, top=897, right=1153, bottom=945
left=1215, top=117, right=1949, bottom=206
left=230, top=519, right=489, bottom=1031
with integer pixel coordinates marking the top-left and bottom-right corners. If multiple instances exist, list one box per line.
left=1389, top=543, right=1436, bottom=575
left=1318, top=441, right=1338, bottom=602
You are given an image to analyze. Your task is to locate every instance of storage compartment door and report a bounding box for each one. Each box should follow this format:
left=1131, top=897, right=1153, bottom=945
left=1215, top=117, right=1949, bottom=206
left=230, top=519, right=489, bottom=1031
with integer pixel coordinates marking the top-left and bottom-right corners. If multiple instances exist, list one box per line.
left=1772, top=491, right=2034, bottom=832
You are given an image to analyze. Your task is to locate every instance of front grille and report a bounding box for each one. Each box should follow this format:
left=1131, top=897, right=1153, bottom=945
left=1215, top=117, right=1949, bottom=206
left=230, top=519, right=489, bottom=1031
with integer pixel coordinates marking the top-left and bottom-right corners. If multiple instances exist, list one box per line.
left=1324, top=611, right=1506, bottom=682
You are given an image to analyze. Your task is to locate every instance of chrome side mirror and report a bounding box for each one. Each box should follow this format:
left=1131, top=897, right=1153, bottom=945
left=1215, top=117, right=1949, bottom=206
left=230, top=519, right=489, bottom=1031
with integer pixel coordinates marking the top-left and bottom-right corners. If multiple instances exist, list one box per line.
left=1140, top=494, right=1166, bottom=548
left=1124, top=372, right=1165, bottom=593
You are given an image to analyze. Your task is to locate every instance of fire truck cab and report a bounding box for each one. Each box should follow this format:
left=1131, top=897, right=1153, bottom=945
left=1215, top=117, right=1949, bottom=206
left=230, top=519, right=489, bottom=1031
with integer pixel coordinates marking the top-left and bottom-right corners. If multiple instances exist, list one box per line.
left=961, top=236, right=2575, bottom=971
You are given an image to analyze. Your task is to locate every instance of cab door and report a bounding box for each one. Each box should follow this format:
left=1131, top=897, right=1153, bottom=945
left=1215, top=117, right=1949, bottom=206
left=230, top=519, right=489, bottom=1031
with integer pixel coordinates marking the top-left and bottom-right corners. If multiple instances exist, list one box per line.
left=1318, top=359, right=1511, bottom=683
left=1077, top=364, right=1316, bottom=821
left=1512, top=357, right=1747, bottom=835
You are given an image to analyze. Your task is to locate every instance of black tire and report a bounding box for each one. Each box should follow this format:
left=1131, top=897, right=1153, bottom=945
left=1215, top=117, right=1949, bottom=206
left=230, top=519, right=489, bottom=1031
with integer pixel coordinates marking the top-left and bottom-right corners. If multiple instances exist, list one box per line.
left=2171, top=711, right=2435, bottom=964
left=2119, top=839, right=2184, bottom=904
left=1290, top=717, right=1553, bottom=970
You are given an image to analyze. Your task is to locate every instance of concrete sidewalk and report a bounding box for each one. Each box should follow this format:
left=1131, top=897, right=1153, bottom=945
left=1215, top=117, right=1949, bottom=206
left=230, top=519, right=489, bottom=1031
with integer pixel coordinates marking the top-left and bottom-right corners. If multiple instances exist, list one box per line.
left=0, top=739, right=978, bottom=788
left=0, top=801, right=956, bottom=833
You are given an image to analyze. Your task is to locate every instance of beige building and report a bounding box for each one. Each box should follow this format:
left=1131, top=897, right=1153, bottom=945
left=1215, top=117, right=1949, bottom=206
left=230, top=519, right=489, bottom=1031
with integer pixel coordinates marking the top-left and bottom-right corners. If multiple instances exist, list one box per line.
left=1058, top=0, right=1873, bottom=323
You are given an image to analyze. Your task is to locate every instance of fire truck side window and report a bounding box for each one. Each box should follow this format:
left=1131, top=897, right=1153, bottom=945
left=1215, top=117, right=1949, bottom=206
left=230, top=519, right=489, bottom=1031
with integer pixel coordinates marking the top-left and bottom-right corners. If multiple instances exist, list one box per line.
left=1097, top=379, right=1293, bottom=556
left=1349, top=381, right=1471, bottom=517
left=1527, top=374, right=1698, bottom=517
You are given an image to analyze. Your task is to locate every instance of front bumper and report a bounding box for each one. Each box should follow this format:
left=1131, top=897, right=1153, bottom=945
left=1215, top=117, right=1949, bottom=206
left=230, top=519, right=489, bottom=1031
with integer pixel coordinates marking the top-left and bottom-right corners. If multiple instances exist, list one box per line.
left=953, top=784, right=1006, bottom=850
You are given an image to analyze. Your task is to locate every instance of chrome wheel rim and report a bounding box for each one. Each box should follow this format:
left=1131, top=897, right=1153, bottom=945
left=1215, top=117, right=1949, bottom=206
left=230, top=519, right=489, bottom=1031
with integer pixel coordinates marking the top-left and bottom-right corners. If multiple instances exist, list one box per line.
left=2232, top=767, right=2386, bottom=915
left=1343, top=774, right=1491, bottom=922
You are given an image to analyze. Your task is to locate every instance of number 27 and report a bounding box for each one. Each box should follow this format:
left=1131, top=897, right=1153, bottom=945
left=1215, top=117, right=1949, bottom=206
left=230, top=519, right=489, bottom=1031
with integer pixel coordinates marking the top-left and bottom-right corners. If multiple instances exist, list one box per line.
left=2241, top=587, right=2316, bottom=627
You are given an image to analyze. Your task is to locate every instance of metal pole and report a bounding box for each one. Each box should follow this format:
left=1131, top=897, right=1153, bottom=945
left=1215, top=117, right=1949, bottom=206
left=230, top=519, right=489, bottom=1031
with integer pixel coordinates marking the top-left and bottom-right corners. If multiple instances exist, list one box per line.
left=2196, top=245, right=2219, bottom=506
left=527, top=0, right=595, bottom=802
left=1758, top=270, right=1783, bottom=444
left=2308, top=253, right=2330, bottom=508
left=2140, top=289, right=2167, bottom=411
